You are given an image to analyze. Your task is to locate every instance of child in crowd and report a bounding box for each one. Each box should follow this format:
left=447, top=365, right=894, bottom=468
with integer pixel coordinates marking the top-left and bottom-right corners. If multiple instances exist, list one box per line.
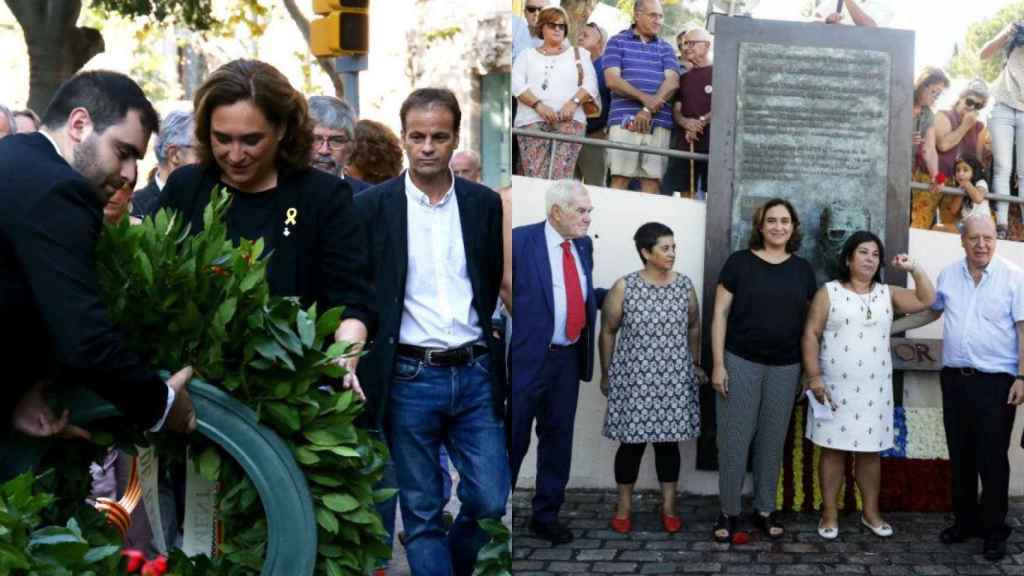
left=955, top=156, right=992, bottom=221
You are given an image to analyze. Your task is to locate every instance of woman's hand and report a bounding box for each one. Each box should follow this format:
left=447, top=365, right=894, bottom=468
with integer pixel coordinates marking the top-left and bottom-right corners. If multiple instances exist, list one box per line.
left=711, top=365, right=728, bottom=398
left=694, top=366, right=708, bottom=386
left=807, top=375, right=834, bottom=410
left=890, top=254, right=916, bottom=273
left=535, top=103, right=559, bottom=124
left=600, top=374, right=609, bottom=397
left=558, top=100, right=578, bottom=122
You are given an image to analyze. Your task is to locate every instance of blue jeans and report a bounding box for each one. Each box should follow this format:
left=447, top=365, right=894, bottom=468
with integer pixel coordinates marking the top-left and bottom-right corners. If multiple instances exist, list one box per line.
left=440, top=446, right=452, bottom=503
left=388, top=352, right=510, bottom=576
left=989, top=102, right=1024, bottom=226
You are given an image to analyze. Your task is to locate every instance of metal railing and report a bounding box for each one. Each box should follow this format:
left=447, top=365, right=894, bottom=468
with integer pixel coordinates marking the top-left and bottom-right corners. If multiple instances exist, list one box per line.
left=513, top=127, right=1024, bottom=205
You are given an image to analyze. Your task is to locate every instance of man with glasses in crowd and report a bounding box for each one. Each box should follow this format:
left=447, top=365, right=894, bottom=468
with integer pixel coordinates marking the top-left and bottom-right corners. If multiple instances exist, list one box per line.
left=664, top=27, right=713, bottom=198
left=132, top=110, right=197, bottom=218
left=603, top=0, right=681, bottom=194
left=308, top=95, right=368, bottom=193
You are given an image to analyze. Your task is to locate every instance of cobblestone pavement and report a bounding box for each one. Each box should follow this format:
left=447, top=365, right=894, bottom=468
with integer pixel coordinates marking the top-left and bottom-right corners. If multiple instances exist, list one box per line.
left=512, top=489, right=1024, bottom=575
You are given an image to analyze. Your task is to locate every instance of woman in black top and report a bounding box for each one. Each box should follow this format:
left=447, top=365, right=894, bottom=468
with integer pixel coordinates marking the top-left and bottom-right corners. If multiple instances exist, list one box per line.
left=159, top=59, right=372, bottom=397
left=709, top=198, right=817, bottom=543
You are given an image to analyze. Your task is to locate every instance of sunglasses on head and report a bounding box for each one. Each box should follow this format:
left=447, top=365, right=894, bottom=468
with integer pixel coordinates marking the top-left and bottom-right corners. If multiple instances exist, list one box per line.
left=525, top=5, right=542, bottom=13
left=964, top=98, right=985, bottom=111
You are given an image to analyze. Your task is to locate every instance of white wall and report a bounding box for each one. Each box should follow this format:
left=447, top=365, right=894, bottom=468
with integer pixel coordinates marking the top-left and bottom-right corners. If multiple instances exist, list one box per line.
left=511, top=175, right=1024, bottom=495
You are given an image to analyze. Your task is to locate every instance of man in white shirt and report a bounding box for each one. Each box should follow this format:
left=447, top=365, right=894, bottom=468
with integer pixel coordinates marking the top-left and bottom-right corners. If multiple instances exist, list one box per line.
left=899, top=214, right=1024, bottom=561
left=356, top=88, right=508, bottom=576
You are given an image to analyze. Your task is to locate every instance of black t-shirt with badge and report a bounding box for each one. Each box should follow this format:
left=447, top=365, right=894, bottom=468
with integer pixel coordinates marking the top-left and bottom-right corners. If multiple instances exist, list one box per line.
left=718, top=249, right=818, bottom=366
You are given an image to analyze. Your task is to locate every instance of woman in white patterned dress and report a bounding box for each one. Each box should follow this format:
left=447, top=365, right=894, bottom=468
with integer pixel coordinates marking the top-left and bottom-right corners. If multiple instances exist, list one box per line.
left=802, top=231, right=935, bottom=540
left=600, top=222, right=706, bottom=534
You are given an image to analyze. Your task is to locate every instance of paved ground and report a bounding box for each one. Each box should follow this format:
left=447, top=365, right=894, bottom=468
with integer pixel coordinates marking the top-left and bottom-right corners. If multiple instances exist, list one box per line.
left=512, top=489, right=1024, bottom=575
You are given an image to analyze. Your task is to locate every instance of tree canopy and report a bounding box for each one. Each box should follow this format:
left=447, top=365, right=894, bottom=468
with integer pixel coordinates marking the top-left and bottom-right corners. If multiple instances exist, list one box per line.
left=948, top=2, right=1024, bottom=82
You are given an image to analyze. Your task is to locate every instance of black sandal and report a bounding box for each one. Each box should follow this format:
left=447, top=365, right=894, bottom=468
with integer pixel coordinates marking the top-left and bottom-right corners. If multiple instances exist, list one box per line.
left=713, top=513, right=748, bottom=544
left=753, top=510, right=785, bottom=540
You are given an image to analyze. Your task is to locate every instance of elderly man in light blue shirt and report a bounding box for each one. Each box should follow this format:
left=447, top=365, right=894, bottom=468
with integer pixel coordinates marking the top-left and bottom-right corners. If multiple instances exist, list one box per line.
left=905, top=214, right=1024, bottom=561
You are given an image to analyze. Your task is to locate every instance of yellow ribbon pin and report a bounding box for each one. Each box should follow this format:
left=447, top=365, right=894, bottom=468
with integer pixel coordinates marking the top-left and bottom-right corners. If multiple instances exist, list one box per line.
left=284, top=208, right=298, bottom=226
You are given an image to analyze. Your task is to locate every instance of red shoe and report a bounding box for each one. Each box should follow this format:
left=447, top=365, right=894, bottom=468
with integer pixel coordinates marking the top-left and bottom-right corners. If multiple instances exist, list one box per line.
left=661, top=513, right=682, bottom=533
left=610, top=516, right=632, bottom=534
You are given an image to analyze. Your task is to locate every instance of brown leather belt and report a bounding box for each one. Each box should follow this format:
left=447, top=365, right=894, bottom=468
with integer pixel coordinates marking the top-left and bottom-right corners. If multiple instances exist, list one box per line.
left=396, top=343, right=489, bottom=367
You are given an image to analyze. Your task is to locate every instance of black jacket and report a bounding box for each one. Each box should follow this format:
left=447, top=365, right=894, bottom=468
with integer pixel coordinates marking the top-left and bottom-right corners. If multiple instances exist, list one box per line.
left=354, top=174, right=505, bottom=429
left=159, top=164, right=374, bottom=330
left=131, top=179, right=162, bottom=219
left=0, top=133, right=168, bottom=429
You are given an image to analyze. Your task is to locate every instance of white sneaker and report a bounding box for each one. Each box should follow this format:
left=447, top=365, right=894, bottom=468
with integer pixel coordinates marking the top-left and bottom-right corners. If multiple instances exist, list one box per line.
left=817, top=518, right=839, bottom=540
left=860, top=516, right=893, bottom=538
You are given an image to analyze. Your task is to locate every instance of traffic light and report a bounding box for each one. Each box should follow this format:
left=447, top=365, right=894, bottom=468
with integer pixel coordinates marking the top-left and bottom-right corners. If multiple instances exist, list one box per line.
left=310, top=0, right=369, bottom=57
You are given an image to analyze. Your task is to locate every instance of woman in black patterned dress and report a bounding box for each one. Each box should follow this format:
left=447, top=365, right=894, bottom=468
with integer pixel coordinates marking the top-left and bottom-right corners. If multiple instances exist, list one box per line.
left=600, top=222, right=706, bottom=534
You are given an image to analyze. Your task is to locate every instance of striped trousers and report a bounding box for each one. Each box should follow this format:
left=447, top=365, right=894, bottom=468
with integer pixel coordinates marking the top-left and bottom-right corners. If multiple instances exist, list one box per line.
left=716, top=351, right=801, bottom=516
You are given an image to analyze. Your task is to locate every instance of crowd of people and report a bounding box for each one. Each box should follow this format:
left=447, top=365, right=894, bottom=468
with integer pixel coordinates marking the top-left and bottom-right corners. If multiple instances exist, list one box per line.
left=513, top=0, right=1024, bottom=238
left=512, top=177, right=1024, bottom=562
left=0, top=58, right=499, bottom=576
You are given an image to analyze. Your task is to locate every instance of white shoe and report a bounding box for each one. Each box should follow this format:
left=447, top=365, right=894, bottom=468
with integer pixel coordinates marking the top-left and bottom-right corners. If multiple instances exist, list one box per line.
left=817, top=518, right=839, bottom=540
left=860, top=516, right=893, bottom=538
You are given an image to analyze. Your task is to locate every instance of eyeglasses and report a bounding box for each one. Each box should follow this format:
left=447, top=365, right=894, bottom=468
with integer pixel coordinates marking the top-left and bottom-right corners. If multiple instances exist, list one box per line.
left=525, top=5, right=543, bottom=13
left=964, top=98, right=985, bottom=111
left=682, top=40, right=709, bottom=47
left=544, top=22, right=567, bottom=32
left=641, top=12, right=665, bottom=20
left=313, top=135, right=351, bottom=151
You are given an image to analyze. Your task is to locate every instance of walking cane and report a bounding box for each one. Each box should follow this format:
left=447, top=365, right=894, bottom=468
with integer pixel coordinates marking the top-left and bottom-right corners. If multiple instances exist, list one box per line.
left=688, top=139, right=695, bottom=199
left=547, top=135, right=556, bottom=180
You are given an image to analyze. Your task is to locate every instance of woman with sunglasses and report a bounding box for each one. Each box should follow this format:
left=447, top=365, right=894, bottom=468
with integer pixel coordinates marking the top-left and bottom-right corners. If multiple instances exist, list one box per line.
left=981, top=22, right=1024, bottom=239
left=930, top=80, right=991, bottom=233
left=512, top=5, right=600, bottom=179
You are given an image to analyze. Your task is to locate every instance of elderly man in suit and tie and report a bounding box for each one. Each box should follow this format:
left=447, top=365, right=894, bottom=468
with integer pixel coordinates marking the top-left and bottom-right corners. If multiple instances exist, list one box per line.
left=509, top=179, right=596, bottom=545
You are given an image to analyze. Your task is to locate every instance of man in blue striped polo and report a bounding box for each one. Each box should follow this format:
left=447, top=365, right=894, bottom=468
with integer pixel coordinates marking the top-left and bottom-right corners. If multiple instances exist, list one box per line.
left=603, top=0, right=681, bottom=194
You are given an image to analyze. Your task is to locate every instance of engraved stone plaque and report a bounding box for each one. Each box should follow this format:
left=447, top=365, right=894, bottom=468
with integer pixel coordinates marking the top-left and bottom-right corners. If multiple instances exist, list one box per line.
left=730, top=43, right=890, bottom=281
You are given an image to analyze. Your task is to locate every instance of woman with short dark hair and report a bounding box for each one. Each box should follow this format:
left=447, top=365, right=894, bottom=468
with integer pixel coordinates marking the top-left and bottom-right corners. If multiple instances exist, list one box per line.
left=710, top=198, right=817, bottom=542
left=802, top=231, right=934, bottom=539
left=600, top=222, right=704, bottom=535
left=159, top=59, right=372, bottom=396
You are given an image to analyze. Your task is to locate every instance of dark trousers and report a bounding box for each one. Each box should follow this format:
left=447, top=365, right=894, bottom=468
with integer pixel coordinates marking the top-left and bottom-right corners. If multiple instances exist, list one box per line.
left=660, top=156, right=709, bottom=198
left=940, top=367, right=1016, bottom=540
left=509, top=345, right=581, bottom=524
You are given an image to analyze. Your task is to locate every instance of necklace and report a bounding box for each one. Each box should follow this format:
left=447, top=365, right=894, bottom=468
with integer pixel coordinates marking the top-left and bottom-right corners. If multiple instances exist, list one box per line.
left=853, top=286, right=873, bottom=320
left=540, top=52, right=556, bottom=91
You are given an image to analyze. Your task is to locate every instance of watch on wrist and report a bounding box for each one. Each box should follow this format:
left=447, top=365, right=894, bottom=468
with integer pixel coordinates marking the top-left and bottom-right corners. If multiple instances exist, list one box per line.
left=641, top=106, right=652, bottom=114
left=572, top=96, right=581, bottom=105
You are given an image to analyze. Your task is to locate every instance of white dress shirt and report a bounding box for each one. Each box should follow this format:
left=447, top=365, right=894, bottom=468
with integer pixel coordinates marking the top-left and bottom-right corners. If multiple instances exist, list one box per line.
left=38, top=130, right=176, bottom=431
left=545, top=221, right=587, bottom=346
left=932, top=256, right=1024, bottom=375
left=400, top=171, right=483, bottom=348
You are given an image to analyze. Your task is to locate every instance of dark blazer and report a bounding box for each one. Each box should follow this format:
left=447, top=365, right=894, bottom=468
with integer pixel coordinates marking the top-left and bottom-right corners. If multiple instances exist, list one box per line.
left=130, top=179, right=162, bottom=219
left=354, top=174, right=505, bottom=429
left=344, top=175, right=369, bottom=195
left=159, top=164, right=373, bottom=329
left=0, top=133, right=168, bottom=428
left=509, top=221, right=597, bottom=392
